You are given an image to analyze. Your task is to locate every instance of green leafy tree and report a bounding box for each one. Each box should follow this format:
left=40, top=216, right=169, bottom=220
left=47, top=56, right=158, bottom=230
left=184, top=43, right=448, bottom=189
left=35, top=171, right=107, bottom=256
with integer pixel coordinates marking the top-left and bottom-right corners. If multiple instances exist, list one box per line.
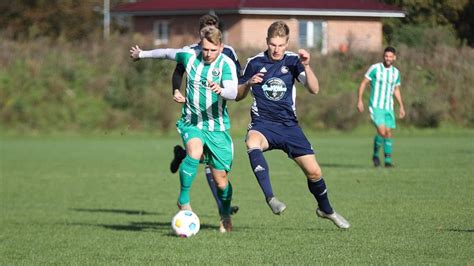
left=381, top=0, right=472, bottom=46
left=0, top=0, right=128, bottom=40
left=0, top=0, right=102, bottom=40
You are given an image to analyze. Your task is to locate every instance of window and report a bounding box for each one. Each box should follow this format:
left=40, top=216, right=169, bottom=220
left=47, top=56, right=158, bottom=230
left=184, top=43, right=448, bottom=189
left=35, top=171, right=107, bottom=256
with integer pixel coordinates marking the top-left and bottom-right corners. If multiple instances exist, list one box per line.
left=153, top=20, right=169, bottom=45
left=298, top=20, right=327, bottom=54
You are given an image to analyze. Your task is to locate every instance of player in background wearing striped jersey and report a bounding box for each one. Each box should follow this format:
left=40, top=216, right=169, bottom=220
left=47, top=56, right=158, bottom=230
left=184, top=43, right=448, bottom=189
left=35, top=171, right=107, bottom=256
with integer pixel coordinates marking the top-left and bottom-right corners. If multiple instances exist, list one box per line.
left=236, top=21, right=350, bottom=229
left=357, top=46, right=406, bottom=167
left=130, top=26, right=238, bottom=232
left=169, top=14, right=241, bottom=217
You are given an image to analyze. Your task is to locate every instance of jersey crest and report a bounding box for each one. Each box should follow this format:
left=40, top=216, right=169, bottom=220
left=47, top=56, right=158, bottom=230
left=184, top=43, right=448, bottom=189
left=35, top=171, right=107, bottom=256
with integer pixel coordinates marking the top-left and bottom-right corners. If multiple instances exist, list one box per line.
left=211, top=68, right=221, bottom=77
left=262, top=77, right=287, bottom=101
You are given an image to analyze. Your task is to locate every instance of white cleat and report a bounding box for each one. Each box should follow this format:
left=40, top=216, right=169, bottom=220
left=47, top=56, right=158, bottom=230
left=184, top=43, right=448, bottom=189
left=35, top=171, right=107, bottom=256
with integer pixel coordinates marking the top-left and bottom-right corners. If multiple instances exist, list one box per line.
left=219, top=216, right=232, bottom=233
left=267, top=197, right=287, bottom=215
left=316, top=208, right=350, bottom=229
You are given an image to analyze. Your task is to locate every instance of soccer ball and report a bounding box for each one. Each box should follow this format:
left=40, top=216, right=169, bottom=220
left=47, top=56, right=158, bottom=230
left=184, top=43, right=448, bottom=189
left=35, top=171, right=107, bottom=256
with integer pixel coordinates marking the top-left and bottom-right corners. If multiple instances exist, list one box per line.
left=171, top=210, right=200, bottom=238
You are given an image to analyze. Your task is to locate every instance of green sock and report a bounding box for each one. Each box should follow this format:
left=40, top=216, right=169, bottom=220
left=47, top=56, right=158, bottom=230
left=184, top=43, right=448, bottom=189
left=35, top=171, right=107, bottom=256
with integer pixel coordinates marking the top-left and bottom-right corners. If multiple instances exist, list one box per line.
left=373, top=135, right=383, bottom=158
left=217, top=181, right=233, bottom=216
left=384, top=138, right=393, bottom=163
left=178, top=156, right=200, bottom=206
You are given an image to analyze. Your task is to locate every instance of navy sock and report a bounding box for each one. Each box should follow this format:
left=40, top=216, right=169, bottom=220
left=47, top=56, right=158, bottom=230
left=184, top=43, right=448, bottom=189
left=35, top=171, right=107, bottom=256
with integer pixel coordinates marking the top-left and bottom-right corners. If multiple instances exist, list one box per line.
left=307, top=178, right=333, bottom=214
left=204, top=165, right=223, bottom=213
left=248, top=149, right=274, bottom=200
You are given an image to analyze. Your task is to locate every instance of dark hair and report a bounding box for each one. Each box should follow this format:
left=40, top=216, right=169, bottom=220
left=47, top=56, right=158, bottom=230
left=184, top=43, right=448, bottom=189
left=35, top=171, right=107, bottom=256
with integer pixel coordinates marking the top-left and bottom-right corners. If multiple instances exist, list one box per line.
left=199, top=14, right=220, bottom=30
left=384, top=46, right=396, bottom=54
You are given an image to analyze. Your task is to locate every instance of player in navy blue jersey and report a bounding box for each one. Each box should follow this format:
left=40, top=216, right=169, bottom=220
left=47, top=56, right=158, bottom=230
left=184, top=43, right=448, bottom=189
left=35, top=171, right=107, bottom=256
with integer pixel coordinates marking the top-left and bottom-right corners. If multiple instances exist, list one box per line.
left=236, top=21, right=350, bottom=229
left=169, top=14, right=240, bottom=218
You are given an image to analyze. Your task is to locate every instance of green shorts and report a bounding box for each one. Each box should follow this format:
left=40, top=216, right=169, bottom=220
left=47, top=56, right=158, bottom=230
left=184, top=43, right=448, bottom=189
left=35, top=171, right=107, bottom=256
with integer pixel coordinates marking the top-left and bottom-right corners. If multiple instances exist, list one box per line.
left=369, top=107, right=396, bottom=129
left=176, top=120, right=233, bottom=172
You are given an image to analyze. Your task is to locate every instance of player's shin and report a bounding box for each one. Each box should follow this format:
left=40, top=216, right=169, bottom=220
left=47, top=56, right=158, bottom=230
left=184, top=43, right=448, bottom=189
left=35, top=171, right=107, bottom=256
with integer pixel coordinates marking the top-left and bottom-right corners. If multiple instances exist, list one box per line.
left=178, top=156, right=200, bottom=206
left=307, top=178, right=334, bottom=214
left=248, top=149, right=274, bottom=200
left=205, top=166, right=223, bottom=212
left=374, top=134, right=383, bottom=158
left=383, top=138, right=393, bottom=163
left=217, top=181, right=233, bottom=216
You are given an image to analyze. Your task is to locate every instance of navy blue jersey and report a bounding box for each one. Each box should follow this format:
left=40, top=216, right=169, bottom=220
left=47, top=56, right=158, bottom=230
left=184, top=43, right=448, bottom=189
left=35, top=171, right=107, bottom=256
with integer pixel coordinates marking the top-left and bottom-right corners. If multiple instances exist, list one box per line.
left=239, top=51, right=306, bottom=126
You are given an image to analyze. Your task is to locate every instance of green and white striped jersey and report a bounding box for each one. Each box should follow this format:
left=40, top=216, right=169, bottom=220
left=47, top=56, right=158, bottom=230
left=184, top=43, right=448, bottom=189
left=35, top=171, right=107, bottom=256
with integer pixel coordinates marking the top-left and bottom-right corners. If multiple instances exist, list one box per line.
left=365, top=63, right=401, bottom=111
left=175, top=48, right=238, bottom=131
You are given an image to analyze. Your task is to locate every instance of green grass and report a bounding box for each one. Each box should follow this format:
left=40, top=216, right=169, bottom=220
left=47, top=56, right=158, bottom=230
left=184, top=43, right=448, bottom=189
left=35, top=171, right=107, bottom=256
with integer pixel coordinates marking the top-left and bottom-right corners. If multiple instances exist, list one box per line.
left=1, top=133, right=473, bottom=264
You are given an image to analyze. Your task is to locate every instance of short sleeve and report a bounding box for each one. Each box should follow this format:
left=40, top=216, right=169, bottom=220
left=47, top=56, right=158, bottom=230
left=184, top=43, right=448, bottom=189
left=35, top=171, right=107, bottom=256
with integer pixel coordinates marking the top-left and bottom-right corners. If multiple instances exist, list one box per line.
left=239, top=59, right=255, bottom=85
left=395, top=69, right=401, bottom=86
left=223, top=47, right=242, bottom=76
left=364, top=64, right=377, bottom=81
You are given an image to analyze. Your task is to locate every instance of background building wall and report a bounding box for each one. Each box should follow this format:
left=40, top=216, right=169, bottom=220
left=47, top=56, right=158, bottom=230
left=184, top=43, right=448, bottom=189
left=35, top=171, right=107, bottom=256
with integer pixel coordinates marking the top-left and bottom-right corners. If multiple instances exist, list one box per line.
left=131, top=15, right=383, bottom=53
left=327, top=18, right=382, bottom=52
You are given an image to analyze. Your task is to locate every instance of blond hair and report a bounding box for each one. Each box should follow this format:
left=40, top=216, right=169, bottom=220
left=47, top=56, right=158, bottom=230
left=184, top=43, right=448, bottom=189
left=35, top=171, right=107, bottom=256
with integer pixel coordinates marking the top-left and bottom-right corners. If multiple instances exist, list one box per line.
left=267, top=21, right=290, bottom=40
left=200, top=26, right=222, bottom=45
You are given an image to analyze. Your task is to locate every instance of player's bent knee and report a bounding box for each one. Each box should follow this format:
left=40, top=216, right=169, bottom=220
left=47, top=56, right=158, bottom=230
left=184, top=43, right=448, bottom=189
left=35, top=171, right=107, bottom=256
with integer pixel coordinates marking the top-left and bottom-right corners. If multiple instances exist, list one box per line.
left=215, top=179, right=228, bottom=190
left=307, top=168, right=322, bottom=181
left=186, top=147, right=203, bottom=160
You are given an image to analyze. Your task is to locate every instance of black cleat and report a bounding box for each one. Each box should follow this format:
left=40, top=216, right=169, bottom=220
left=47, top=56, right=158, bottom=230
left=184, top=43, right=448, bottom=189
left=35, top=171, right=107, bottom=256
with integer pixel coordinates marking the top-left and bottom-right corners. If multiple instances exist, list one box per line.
left=384, top=162, right=394, bottom=168
left=372, top=156, right=381, bottom=167
left=170, top=145, right=187, bottom=173
left=230, top=206, right=240, bottom=215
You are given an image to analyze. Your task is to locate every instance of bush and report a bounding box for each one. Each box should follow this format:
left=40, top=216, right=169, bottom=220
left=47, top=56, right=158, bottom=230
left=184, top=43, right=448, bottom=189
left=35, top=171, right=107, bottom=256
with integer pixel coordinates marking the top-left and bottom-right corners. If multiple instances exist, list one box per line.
left=0, top=35, right=473, bottom=133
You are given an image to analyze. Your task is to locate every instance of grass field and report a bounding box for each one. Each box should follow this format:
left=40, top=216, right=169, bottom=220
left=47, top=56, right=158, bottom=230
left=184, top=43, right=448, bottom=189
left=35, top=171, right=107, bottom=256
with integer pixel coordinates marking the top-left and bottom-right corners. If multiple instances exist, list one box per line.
left=1, top=132, right=473, bottom=264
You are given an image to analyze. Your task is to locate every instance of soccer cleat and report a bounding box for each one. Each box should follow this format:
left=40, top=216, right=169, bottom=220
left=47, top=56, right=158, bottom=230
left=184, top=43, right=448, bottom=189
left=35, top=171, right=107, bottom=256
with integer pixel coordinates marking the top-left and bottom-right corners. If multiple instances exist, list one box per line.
left=316, top=208, right=350, bottom=229
left=230, top=206, right=240, bottom=215
left=372, top=156, right=381, bottom=167
left=177, top=201, right=192, bottom=211
left=170, top=145, right=187, bottom=174
left=267, top=197, right=286, bottom=215
left=384, top=154, right=393, bottom=168
left=219, top=216, right=232, bottom=233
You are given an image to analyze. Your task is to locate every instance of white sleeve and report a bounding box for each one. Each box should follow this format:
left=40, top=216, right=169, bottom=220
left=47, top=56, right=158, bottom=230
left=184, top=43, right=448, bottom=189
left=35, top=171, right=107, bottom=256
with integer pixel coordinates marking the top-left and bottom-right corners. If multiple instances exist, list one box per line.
left=139, top=49, right=180, bottom=60
left=297, top=71, right=307, bottom=86
left=220, top=79, right=238, bottom=100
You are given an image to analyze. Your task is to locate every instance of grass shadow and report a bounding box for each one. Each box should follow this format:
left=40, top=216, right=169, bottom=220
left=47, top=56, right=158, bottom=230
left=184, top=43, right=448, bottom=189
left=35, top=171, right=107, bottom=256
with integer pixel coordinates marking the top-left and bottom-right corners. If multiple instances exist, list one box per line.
left=71, top=208, right=161, bottom=216
left=444, top=228, right=474, bottom=233
left=319, top=163, right=367, bottom=169
left=70, top=221, right=221, bottom=235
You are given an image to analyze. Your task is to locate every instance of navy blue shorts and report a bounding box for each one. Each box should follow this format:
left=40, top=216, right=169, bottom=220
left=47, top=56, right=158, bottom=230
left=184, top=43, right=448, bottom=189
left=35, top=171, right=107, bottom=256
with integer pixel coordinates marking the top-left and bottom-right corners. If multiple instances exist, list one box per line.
left=247, top=122, right=314, bottom=158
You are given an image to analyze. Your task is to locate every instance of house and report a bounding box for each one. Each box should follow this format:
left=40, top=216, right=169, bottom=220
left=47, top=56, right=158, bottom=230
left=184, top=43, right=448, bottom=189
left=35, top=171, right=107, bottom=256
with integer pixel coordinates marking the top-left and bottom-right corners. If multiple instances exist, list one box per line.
left=112, top=0, right=404, bottom=54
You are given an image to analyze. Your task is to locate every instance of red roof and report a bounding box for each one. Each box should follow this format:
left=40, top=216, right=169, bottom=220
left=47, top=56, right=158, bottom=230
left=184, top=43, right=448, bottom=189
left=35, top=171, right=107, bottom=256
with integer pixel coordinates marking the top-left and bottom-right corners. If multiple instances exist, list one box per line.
left=113, top=0, right=402, bottom=13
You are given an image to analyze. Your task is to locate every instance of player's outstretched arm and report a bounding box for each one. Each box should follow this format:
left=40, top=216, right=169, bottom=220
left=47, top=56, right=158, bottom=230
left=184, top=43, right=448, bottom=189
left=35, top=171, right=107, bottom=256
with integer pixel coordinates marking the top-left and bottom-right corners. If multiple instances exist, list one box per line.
left=129, top=45, right=180, bottom=60
left=130, top=45, right=142, bottom=61
left=298, top=49, right=319, bottom=94
left=357, top=78, right=370, bottom=113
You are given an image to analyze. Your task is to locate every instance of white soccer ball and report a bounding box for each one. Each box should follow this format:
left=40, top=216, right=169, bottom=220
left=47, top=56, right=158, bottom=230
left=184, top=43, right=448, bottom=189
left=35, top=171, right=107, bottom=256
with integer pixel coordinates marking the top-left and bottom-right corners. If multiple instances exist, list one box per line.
left=171, top=210, right=200, bottom=238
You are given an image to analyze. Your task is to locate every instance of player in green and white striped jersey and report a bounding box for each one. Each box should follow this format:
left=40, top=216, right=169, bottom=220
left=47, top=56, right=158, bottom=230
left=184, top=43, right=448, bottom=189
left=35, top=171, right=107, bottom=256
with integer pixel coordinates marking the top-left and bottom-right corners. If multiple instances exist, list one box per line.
left=130, top=26, right=238, bottom=232
left=357, top=46, right=406, bottom=167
